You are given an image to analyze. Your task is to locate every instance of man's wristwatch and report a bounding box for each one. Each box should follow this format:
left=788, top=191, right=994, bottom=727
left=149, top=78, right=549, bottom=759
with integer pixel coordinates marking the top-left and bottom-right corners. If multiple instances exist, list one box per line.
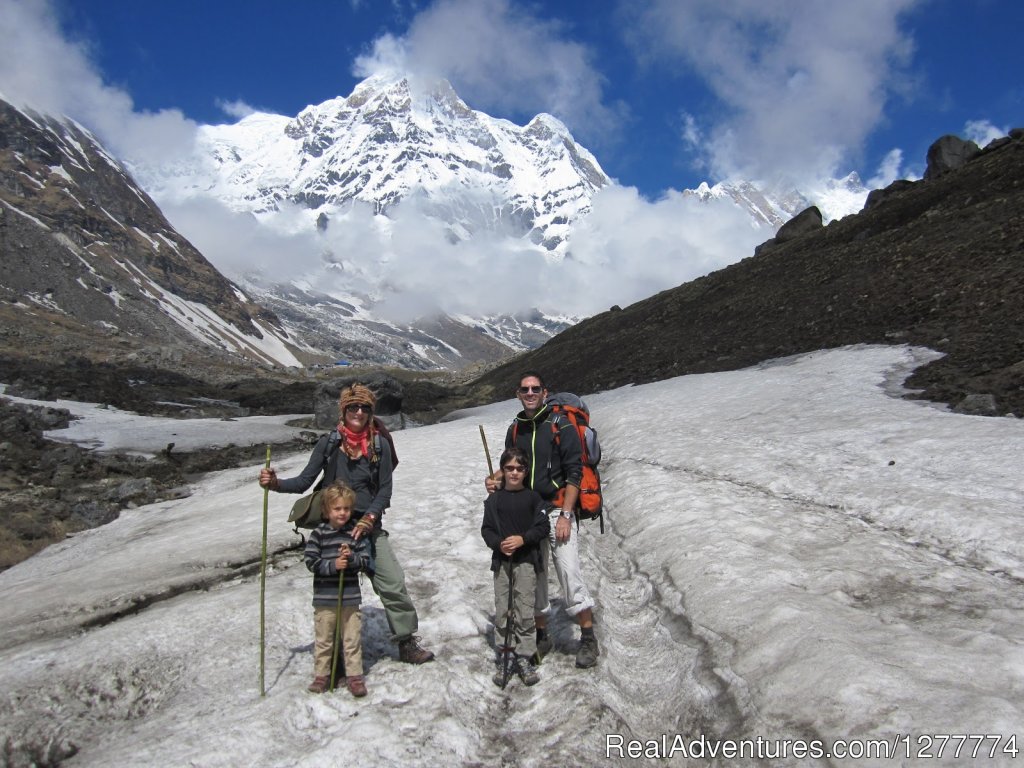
left=558, top=508, right=573, bottom=520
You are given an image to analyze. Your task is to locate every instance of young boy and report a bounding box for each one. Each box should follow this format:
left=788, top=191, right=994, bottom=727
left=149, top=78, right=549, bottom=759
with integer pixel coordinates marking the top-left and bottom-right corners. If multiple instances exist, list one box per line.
left=481, top=447, right=549, bottom=687
left=304, top=481, right=374, bottom=697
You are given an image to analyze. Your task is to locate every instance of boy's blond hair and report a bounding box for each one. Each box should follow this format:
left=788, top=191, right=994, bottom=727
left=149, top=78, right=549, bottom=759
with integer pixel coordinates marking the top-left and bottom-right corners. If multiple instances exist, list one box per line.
left=320, top=481, right=357, bottom=519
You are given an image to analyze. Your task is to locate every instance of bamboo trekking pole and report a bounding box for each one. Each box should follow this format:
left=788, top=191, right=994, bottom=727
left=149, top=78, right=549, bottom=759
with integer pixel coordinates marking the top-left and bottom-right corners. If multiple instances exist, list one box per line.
left=480, top=425, right=514, bottom=688
left=259, top=445, right=271, bottom=697
left=330, top=560, right=347, bottom=691
left=479, top=424, right=494, bottom=477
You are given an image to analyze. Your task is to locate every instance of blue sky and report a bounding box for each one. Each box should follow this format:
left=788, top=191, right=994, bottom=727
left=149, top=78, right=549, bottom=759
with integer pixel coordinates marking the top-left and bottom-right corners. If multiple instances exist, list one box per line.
left=4, top=0, right=1021, bottom=199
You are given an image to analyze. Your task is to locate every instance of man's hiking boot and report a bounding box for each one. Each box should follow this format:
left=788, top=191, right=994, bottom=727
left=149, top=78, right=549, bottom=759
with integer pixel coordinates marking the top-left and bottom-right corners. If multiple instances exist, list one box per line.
left=514, top=655, right=540, bottom=686
left=398, top=635, right=435, bottom=664
left=346, top=674, right=368, bottom=698
left=307, top=675, right=330, bottom=694
left=575, top=632, right=599, bottom=668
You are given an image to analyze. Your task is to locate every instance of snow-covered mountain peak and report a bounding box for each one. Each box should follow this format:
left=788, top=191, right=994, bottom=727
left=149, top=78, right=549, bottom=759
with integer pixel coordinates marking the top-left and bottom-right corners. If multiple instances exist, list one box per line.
left=135, top=73, right=611, bottom=252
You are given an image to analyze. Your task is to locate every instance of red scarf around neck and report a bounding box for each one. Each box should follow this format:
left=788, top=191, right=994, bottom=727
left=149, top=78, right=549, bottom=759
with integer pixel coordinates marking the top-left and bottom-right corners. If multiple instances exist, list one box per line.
left=338, top=422, right=370, bottom=459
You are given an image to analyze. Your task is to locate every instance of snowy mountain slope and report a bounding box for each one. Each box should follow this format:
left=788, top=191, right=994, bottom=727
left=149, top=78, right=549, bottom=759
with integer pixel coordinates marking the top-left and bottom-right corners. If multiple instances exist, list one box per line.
left=0, top=98, right=302, bottom=368
left=237, top=277, right=567, bottom=370
left=1, top=346, right=1022, bottom=767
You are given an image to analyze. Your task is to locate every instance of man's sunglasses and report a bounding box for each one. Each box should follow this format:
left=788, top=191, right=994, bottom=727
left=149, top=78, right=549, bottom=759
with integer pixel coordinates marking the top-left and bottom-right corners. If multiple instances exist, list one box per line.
left=345, top=404, right=372, bottom=413
left=518, top=385, right=543, bottom=394
left=502, top=464, right=526, bottom=472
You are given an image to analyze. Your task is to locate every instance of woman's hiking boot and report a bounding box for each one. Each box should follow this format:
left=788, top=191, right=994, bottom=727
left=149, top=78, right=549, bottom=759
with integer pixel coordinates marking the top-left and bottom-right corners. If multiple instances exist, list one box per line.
left=398, top=635, right=435, bottom=664
left=575, top=630, right=599, bottom=668
left=307, top=675, right=330, bottom=694
left=346, top=675, right=368, bottom=698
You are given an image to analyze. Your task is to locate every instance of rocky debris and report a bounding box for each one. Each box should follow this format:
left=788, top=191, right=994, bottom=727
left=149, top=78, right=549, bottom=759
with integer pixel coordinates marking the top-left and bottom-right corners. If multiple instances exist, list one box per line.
left=0, top=355, right=316, bottom=418
left=0, top=398, right=308, bottom=572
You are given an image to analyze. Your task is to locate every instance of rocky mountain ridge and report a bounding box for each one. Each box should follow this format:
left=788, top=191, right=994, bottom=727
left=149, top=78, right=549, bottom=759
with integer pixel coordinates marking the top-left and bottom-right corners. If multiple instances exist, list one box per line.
left=0, top=99, right=302, bottom=370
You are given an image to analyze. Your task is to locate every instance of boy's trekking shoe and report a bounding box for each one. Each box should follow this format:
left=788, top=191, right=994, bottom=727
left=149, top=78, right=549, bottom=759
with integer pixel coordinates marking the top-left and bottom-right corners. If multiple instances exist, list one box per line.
left=492, top=648, right=514, bottom=688
left=346, top=675, right=368, bottom=698
left=307, top=675, right=330, bottom=694
left=398, top=636, right=435, bottom=664
left=514, top=655, right=540, bottom=686
left=575, top=633, right=599, bottom=668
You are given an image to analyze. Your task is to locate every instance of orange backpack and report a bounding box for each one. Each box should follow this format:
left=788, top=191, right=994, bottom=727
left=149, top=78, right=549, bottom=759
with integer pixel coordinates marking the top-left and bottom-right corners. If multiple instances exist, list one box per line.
left=544, top=393, right=605, bottom=533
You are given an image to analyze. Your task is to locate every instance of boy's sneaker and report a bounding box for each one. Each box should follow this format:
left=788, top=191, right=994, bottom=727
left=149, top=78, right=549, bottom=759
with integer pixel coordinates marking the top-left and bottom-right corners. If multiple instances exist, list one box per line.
left=398, top=635, right=435, bottom=664
left=514, top=655, right=540, bottom=686
left=346, top=674, right=368, bottom=698
left=575, top=633, right=599, bottom=668
left=307, top=675, right=330, bottom=694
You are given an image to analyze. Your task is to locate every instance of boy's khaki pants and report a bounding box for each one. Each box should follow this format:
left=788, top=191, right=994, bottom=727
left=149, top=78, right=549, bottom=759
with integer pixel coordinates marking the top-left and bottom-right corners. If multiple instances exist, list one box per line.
left=313, top=605, right=362, bottom=677
left=494, top=560, right=537, bottom=656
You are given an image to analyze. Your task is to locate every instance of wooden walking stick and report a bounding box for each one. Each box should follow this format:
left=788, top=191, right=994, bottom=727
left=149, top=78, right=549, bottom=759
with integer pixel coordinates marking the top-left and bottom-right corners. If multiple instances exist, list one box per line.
left=330, top=548, right=348, bottom=691
left=479, top=424, right=494, bottom=476
left=259, top=444, right=271, bottom=697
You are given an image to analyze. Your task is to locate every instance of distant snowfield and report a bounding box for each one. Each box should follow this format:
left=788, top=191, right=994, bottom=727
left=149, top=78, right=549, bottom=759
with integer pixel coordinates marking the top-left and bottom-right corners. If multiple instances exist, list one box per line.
left=1, top=345, right=1022, bottom=767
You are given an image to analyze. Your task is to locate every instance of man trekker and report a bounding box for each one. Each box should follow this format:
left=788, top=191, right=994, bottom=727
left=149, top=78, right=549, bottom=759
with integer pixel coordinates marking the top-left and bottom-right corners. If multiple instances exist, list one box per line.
left=485, top=371, right=599, bottom=668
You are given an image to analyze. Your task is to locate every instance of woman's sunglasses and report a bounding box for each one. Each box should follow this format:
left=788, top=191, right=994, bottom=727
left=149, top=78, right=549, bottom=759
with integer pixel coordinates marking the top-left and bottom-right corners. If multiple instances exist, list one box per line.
left=502, top=464, right=526, bottom=472
left=345, top=404, right=372, bottom=413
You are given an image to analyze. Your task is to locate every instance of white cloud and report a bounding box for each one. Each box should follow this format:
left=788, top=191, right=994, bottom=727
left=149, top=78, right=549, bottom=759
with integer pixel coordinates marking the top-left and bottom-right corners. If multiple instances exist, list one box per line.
left=625, top=0, right=921, bottom=187
left=867, top=147, right=918, bottom=189
left=215, top=99, right=257, bottom=120
left=964, top=119, right=1008, bottom=148
left=0, top=0, right=197, bottom=165
left=354, top=0, right=623, bottom=143
left=561, top=184, right=769, bottom=312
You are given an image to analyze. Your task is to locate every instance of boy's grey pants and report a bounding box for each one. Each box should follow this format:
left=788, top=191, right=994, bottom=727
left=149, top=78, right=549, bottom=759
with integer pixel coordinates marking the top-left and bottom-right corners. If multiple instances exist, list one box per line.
left=493, top=559, right=538, bottom=656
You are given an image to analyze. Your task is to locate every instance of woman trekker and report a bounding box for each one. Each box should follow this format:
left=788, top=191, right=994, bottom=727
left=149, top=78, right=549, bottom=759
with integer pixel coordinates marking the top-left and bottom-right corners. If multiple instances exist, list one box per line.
left=259, top=383, right=434, bottom=665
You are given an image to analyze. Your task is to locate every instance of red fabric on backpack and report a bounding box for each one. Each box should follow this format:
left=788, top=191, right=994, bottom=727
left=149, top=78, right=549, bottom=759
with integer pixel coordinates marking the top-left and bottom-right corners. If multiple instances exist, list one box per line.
left=372, top=416, right=398, bottom=468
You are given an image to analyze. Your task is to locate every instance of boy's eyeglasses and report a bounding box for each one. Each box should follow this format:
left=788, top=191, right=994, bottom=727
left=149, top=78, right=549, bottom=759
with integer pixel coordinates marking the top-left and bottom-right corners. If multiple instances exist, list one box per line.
left=518, top=385, right=543, bottom=394
left=502, top=465, right=526, bottom=472
left=345, top=404, right=372, bottom=413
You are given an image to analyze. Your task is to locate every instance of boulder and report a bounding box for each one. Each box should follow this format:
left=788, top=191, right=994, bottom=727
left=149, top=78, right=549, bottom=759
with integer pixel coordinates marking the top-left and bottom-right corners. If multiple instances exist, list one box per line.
left=775, top=205, right=823, bottom=243
left=314, top=373, right=404, bottom=429
left=754, top=205, right=823, bottom=255
left=924, top=135, right=980, bottom=180
left=953, top=393, right=999, bottom=416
